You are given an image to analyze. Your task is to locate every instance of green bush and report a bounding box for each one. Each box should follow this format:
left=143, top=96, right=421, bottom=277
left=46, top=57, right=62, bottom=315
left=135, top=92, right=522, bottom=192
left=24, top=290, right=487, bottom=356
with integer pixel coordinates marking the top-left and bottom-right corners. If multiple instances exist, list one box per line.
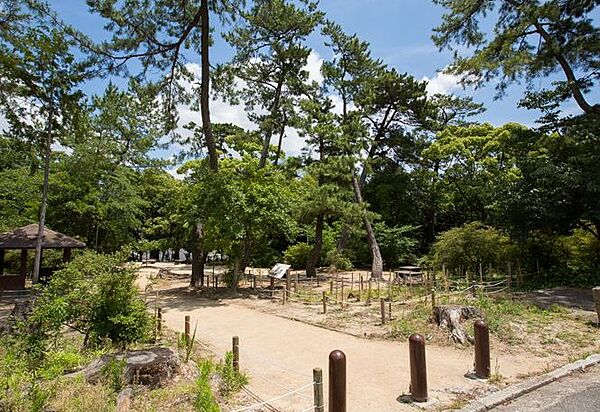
left=430, top=222, right=515, bottom=277
left=283, top=242, right=312, bottom=269
left=32, top=250, right=152, bottom=349
left=324, top=249, right=352, bottom=271
left=217, top=351, right=248, bottom=397
left=100, top=358, right=126, bottom=393
left=193, top=361, right=220, bottom=412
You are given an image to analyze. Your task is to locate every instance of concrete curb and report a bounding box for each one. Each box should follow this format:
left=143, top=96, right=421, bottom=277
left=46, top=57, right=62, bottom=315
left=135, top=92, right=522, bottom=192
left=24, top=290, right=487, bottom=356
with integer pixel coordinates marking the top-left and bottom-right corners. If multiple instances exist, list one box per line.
left=460, top=353, right=600, bottom=412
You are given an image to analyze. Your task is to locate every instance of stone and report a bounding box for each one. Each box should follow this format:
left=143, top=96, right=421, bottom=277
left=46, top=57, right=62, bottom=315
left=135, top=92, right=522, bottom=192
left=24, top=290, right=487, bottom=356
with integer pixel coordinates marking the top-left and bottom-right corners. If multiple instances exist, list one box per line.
left=115, top=387, right=133, bottom=412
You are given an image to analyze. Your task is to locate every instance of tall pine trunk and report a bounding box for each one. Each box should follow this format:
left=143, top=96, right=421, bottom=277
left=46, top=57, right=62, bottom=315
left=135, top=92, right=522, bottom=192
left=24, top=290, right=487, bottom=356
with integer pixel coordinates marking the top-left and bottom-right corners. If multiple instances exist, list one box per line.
left=32, top=107, right=53, bottom=284
left=306, top=213, right=324, bottom=278
left=191, top=243, right=206, bottom=287
left=352, top=174, right=383, bottom=278
left=200, top=0, right=218, bottom=172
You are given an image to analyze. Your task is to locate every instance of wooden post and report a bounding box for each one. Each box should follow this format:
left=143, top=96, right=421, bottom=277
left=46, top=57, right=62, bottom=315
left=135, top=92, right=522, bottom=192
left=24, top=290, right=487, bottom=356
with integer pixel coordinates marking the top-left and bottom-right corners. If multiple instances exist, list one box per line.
left=294, top=271, right=299, bottom=293
left=232, top=336, right=240, bottom=372
left=157, top=308, right=162, bottom=334
left=593, top=287, right=600, bottom=325
left=322, top=291, right=327, bottom=314
left=479, top=262, right=483, bottom=284
left=507, top=262, right=512, bottom=295
left=328, top=350, right=346, bottom=412
left=270, top=276, right=274, bottom=290
left=380, top=298, right=386, bottom=325
left=350, top=273, right=354, bottom=291
left=313, top=367, right=324, bottom=412
left=20, top=249, right=27, bottom=276
left=431, top=288, right=436, bottom=312
left=62, top=247, right=71, bottom=263
left=330, top=279, right=334, bottom=295
left=360, top=275, right=364, bottom=295
left=443, top=264, right=449, bottom=294
left=184, top=315, right=190, bottom=341
left=340, top=280, right=345, bottom=308
left=388, top=301, right=392, bottom=321
left=286, top=269, right=291, bottom=301
left=367, top=280, right=372, bottom=304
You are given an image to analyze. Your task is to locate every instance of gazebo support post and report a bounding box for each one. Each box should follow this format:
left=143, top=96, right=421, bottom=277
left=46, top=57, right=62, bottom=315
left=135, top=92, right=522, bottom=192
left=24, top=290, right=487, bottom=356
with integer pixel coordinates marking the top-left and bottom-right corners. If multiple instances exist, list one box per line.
left=20, top=249, right=27, bottom=276
left=63, top=248, right=71, bottom=263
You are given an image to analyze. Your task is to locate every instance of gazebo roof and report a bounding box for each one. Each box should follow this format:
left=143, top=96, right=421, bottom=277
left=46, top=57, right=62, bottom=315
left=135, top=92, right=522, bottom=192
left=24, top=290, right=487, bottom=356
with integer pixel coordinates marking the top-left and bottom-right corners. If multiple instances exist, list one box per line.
left=0, top=224, right=86, bottom=250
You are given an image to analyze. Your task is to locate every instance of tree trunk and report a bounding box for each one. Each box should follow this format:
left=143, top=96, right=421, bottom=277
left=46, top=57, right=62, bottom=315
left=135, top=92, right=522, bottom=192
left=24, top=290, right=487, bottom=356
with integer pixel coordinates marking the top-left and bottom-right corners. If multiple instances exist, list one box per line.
left=232, top=254, right=240, bottom=292
left=200, top=0, right=218, bottom=172
left=33, top=108, right=53, bottom=284
left=191, top=244, right=206, bottom=287
left=352, top=174, right=383, bottom=278
left=259, top=76, right=284, bottom=169
left=306, top=213, right=324, bottom=278
left=190, top=222, right=206, bottom=287
left=273, top=121, right=286, bottom=166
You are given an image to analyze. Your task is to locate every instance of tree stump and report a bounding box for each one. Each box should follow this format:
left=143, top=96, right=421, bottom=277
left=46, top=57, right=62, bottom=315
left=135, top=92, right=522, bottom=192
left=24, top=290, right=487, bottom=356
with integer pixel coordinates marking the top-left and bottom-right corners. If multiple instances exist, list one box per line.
left=433, top=305, right=483, bottom=344
left=81, top=347, right=180, bottom=388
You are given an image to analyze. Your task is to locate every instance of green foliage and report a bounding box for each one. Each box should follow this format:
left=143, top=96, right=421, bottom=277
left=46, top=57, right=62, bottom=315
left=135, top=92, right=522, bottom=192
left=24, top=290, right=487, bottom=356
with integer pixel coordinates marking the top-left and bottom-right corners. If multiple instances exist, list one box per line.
left=217, top=352, right=248, bottom=397
left=324, top=248, right=352, bottom=271
left=100, top=358, right=126, bottom=393
left=32, top=250, right=152, bottom=348
left=433, top=0, right=598, bottom=118
left=193, top=361, right=220, bottom=412
left=431, top=222, right=515, bottom=276
left=283, top=242, right=312, bottom=269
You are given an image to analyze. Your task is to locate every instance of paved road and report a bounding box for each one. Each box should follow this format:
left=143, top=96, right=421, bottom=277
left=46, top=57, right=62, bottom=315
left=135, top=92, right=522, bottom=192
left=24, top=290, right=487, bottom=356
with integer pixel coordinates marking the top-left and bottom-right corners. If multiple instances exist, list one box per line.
left=493, top=363, right=600, bottom=412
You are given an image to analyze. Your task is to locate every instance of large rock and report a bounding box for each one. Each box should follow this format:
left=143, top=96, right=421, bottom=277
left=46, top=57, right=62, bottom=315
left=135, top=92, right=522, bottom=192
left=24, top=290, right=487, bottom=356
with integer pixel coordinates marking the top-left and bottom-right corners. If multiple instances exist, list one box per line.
left=82, top=347, right=180, bottom=388
left=433, top=305, right=483, bottom=344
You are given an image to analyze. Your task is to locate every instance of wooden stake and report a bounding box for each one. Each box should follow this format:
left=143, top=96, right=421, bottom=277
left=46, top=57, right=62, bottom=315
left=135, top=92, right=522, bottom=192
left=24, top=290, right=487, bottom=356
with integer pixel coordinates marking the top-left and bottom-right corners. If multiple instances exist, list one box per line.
left=380, top=298, right=386, bottom=325
left=322, top=291, right=327, bottom=314
left=313, top=368, right=324, bottom=412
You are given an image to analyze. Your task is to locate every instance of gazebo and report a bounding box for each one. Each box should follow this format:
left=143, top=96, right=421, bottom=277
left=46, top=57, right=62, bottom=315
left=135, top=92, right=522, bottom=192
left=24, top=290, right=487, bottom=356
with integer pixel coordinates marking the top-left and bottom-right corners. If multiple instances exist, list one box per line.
left=0, top=224, right=86, bottom=290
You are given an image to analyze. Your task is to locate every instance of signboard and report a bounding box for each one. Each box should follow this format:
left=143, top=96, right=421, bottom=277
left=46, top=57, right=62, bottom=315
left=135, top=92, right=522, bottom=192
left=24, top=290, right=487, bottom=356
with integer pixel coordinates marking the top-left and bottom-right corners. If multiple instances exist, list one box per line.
left=269, top=263, right=291, bottom=279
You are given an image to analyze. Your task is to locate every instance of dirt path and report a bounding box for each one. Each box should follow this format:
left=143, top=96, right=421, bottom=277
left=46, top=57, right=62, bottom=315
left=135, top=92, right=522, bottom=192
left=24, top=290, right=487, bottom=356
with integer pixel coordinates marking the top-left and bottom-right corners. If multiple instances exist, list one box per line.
left=155, top=287, right=546, bottom=411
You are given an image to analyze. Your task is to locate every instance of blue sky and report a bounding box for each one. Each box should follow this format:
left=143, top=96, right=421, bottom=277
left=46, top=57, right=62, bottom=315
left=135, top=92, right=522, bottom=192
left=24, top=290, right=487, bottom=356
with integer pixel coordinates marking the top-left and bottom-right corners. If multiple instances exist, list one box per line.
left=47, top=0, right=597, bottom=158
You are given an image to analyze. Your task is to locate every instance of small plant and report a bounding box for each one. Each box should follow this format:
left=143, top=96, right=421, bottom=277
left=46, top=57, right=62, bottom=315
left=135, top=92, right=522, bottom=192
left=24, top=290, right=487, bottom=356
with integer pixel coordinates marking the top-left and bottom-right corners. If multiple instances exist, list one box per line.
left=487, top=357, right=503, bottom=384
left=100, top=357, right=126, bottom=392
left=178, top=321, right=198, bottom=363
left=217, top=351, right=248, bottom=397
left=193, top=361, right=220, bottom=412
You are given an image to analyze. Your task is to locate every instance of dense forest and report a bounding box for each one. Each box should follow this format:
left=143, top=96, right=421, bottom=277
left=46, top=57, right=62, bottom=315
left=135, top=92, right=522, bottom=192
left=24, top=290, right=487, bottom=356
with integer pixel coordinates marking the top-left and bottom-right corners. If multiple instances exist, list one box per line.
left=1, top=0, right=599, bottom=287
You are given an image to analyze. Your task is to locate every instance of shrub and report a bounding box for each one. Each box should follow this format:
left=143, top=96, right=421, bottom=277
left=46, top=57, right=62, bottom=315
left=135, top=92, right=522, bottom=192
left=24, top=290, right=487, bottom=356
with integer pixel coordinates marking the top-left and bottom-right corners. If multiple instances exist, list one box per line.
left=32, top=250, right=152, bottom=349
left=193, top=361, right=220, bottom=412
left=217, top=351, right=248, bottom=397
left=324, top=249, right=352, bottom=271
left=283, top=242, right=312, bottom=269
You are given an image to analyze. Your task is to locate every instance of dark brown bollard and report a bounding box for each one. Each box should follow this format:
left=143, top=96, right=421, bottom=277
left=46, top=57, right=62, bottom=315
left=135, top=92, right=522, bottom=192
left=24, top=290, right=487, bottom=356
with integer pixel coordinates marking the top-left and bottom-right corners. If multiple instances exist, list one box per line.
left=409, top=333, right=428, bottom=402
left=329, top=350, right=346, bottom=412
left=474, top=320, right=490, bottom=378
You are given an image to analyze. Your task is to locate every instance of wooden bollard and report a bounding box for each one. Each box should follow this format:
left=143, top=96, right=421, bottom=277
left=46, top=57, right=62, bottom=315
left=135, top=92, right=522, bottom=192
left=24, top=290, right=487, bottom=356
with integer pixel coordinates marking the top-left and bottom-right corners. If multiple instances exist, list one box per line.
left=409, top=333, right=428, bottom=402
left=351, top=273, right=354, bottom=291
left=367, top=280, right=372, bottom=304
left=474, top=320, right=490, bottom=378
left=322, top=291, right=327, bottom=314
left=313, top=367, right=324, bottom=412
left=360, top=275, right=364, bottom=294
left=232, top=336, right=240, bottom=372
left=286, top=270, right=291, bottom=301
left=330, top=279, right=334, bottom=295
left=593, top=287, right=600, bottom=325
left=295, top=271, right=299, bottom=293
left=341, top=280, right=345, bottom=308
left=184, top=315, right=190, bottom=341
left=380, top=298, right=386, bottom=325
left=329, top=350, right=346, bottom=412
left=157, top=308, right=162, bottom=334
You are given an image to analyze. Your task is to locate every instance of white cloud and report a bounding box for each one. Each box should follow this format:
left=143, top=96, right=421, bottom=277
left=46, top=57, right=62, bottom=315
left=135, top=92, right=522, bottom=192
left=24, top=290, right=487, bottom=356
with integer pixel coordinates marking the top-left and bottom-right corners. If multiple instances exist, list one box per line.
left=305, top=50, right=324, bottom=84
left=421, top=70, right=462, bottom=95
